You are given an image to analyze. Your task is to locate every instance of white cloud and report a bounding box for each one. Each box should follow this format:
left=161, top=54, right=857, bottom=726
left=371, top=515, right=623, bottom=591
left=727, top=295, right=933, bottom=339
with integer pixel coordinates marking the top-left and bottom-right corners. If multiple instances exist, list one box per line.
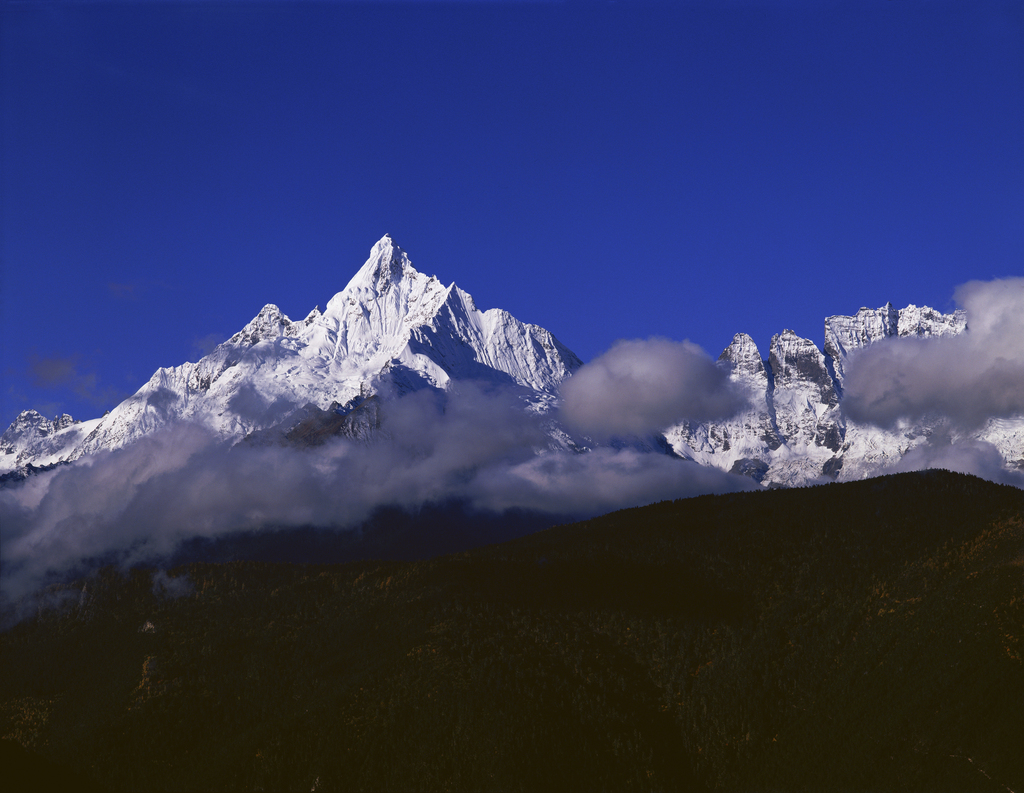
left=559, top=338, right=747, bottom=438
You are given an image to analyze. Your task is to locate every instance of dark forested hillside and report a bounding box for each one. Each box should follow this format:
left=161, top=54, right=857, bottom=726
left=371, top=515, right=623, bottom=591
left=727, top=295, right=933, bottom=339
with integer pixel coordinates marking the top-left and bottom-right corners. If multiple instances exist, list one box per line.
left=2, top=470, right=1022, bottom=791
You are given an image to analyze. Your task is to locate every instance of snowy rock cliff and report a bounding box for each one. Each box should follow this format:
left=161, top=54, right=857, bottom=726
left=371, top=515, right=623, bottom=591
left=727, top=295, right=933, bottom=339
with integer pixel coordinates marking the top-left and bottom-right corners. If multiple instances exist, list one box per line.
left=768, top=329, right=842, bottom=453
left=665, top=300, right=1018, bottom=487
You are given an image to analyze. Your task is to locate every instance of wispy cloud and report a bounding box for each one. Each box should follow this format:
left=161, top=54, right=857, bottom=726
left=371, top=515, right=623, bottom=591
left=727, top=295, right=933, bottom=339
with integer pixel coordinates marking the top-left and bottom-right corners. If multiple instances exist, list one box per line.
left=192, top=333, right=225, bottom=357
left=107, top=282, right=139, bottom=300
left=28, top=354, right=80, bottom=389
left=26, top=352, right=126, bottom=412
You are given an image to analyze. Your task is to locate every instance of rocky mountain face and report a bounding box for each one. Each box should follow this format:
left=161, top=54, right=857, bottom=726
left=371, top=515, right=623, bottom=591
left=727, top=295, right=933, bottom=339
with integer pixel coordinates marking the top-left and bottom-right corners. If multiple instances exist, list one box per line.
left=1, top=237, right=1021, bottom=487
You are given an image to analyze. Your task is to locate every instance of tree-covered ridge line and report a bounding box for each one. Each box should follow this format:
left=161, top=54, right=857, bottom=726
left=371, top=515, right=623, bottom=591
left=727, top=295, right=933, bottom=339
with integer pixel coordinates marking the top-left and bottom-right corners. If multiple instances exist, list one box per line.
left=2, top=470, right=1022, bottom=791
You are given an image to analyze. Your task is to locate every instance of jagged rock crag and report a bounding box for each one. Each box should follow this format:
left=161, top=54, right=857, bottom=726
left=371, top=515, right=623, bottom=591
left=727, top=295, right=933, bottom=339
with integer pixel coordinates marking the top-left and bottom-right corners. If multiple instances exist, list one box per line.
left=661, top=301, right=1023, bottom=487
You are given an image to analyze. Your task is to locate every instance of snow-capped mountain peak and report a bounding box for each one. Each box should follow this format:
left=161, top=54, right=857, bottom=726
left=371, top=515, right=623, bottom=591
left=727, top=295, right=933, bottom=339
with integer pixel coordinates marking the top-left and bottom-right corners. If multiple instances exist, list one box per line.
left=0, top=409, right=98, bottom=476
left=1, top=410, right=64, bottom=453
left=1, top=236, right=582, bottom=473
left=719, top=333, right=764, bottom=377
left=228, top=304, right=292, bottom=346
left=341, top=233, right=413, bottom=296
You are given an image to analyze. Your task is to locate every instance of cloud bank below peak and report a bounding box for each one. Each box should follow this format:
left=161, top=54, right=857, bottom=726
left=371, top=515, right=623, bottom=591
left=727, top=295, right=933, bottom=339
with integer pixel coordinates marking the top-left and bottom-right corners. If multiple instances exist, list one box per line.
left=0, top=382, right=754, bottom=603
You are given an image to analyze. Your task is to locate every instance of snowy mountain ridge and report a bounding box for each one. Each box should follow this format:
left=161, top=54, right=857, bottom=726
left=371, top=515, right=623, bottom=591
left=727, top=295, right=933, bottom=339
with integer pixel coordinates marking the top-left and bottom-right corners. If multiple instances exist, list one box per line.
left=1, top=235, right=582, bottom=473
left=2, top=235, right=1021, bottom=487
left=662, top=300, right=1024, bottom=487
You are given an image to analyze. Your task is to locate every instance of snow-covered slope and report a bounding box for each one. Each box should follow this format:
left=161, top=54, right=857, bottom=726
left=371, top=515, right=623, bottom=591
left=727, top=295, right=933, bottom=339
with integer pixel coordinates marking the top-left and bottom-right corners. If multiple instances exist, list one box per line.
left=1, top=235, right=581, bottom=474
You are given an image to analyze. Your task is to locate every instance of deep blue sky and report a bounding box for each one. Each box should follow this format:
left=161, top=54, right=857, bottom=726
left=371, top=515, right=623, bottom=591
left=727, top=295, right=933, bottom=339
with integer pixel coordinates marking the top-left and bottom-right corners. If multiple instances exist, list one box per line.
left=2, top=0, right=1022, bottom=427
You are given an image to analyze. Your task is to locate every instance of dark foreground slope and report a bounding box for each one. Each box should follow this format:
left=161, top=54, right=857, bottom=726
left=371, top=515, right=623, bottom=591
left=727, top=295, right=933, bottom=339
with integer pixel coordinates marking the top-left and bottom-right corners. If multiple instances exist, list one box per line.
left=2, top=470, right=1022, bottom=791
